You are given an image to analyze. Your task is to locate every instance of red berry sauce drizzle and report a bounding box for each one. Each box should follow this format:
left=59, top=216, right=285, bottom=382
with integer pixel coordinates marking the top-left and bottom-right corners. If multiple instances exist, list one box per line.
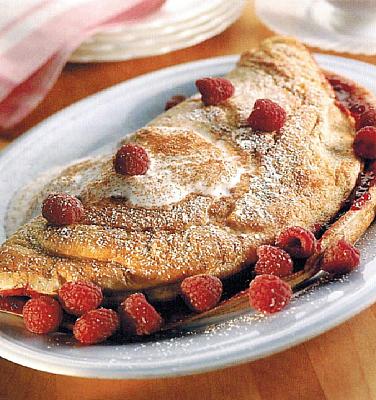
left=325, top=71, right=373, bottom=126
left=0, top=297, right=26, bottom=315
left=0, top=287, right=41, bottom=315
left=311, top=72, right=376, bottom=239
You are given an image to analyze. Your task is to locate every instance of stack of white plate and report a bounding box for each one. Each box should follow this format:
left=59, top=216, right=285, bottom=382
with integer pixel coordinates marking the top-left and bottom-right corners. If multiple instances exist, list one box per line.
left=70, top=0, right=245, bottom=63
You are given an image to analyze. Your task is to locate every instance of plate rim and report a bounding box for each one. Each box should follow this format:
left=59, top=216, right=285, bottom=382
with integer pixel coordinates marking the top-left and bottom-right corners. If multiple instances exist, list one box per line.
left=1, top=53, right=376, bottom=379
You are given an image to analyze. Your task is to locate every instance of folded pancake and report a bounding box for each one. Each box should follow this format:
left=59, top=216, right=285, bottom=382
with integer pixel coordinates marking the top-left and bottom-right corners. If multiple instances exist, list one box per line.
left=0, top=37, right=361, bottom=301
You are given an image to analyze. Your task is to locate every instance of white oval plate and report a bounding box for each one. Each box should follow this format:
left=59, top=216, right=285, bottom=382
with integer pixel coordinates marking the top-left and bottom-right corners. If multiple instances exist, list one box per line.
left=1, top=55, right=376, bottom=379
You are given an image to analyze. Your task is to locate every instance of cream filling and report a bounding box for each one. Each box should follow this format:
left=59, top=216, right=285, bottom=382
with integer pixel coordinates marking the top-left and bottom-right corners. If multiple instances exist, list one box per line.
left=6, top=129, right=245, bottom=233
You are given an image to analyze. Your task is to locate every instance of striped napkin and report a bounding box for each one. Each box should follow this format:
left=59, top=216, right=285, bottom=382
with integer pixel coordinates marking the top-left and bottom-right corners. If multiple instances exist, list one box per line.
left=0, top=0, right=165, bottom=129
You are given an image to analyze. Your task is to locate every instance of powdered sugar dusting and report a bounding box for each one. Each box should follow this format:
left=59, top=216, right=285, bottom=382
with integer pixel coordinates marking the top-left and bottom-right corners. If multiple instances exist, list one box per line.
left=80, top=127, right=244, bottom=208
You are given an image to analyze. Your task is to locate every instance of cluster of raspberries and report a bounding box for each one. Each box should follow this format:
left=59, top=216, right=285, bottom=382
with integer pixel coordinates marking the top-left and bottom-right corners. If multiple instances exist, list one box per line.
left=21, top=225, right=359, bottom=344
left=195, top=77, right=286, bottom=132
left=250, top=227, right=359, bottom=314
left=21, top=275, right=223, bottom=345
left=22, top=282, right=163, bottom=345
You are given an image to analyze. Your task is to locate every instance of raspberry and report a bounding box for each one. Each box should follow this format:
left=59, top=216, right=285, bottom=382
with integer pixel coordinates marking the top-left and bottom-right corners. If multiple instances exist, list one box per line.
left=353, top=126, right=376, bottom=159
left=247, top=99, right=286, bottom=132
left=119, top=293, right=163, bottom=336
left=42, top=193, right=84, bottom=226
left=180, top=274, right=223, bottom=313
left=195, top=77, right=234, bottom=106
left=351, top=192, right=371, bottom=210
left=320, top=239, right=360, bottom=275
left=356, top=108, right=376, bottom=130
left=114, top=144, right=150, bottom=176
left=254, top=245, right=293, bottom=277
left=249, top=274, right=292, bottom=314
left=58, top=281, right=103, bottom=316
left=73, top=308, right=119, bottom=345
left=276, top=226, right=317, bottom=259
left=23, top=296, right=63, bottom=334
left=165, top=95, right=186, bottom=110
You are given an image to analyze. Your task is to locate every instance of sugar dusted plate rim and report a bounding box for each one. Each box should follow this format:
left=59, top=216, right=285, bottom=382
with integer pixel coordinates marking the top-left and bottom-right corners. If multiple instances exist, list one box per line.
left=0, top=54, right=376, bottom=378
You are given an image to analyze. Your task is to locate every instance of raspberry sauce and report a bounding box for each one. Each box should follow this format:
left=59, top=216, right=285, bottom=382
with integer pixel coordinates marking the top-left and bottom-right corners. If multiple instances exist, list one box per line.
left=325, top=72, right=376, bottom=213
left=351, top=192, right=372, bottom=211
left=0, top=287, right=41, bottom=316
left=325, top=71, right=374, bottom=126
left=0, top=297, right=25, bottom=315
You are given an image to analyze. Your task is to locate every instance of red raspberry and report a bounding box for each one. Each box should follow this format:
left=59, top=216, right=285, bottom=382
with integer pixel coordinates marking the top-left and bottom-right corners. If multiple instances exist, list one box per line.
left=247, top=99, right=286, bottom=132
left=114, top=144, right=150, bottom=176
left=255, top=245, right=293, bottom=277
left=23, top=296, right=63, bottom=334
left=195, top=77, right=234, bottom=106
left=351, top=192, right=371, bottom=210
left=42, top=193, right=84, bottom=226
left=119, top=293, right=163, bottom=336
left=353, top=126, right=376, bottom=159
left=320, top=239, right=360, bottom=275
left=73, top=308, right=119, bottom=345
left=356, top=108, right=376, bottom=130
left=58, top=281, right=103, bottom=316
left=165, top=94, right=186, bottom=110
left=249, top=274, right=292, bottom=314
left=276, top=226, right=317, bottom=259
left=180, top=274, right=223, bottom=313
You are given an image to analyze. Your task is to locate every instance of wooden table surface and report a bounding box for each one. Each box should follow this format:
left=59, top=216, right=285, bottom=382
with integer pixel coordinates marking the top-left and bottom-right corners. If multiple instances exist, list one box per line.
left=1, top=2, right=376, bottom=399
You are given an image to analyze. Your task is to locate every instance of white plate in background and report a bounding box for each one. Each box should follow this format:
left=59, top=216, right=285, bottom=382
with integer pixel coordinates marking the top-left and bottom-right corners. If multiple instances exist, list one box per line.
left=70, top=0, right=245, bottom=62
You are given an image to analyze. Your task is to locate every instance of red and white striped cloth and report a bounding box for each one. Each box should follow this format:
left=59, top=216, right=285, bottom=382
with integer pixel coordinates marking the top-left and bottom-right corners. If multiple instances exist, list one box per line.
left=0, top=0, right=165, bottom=129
